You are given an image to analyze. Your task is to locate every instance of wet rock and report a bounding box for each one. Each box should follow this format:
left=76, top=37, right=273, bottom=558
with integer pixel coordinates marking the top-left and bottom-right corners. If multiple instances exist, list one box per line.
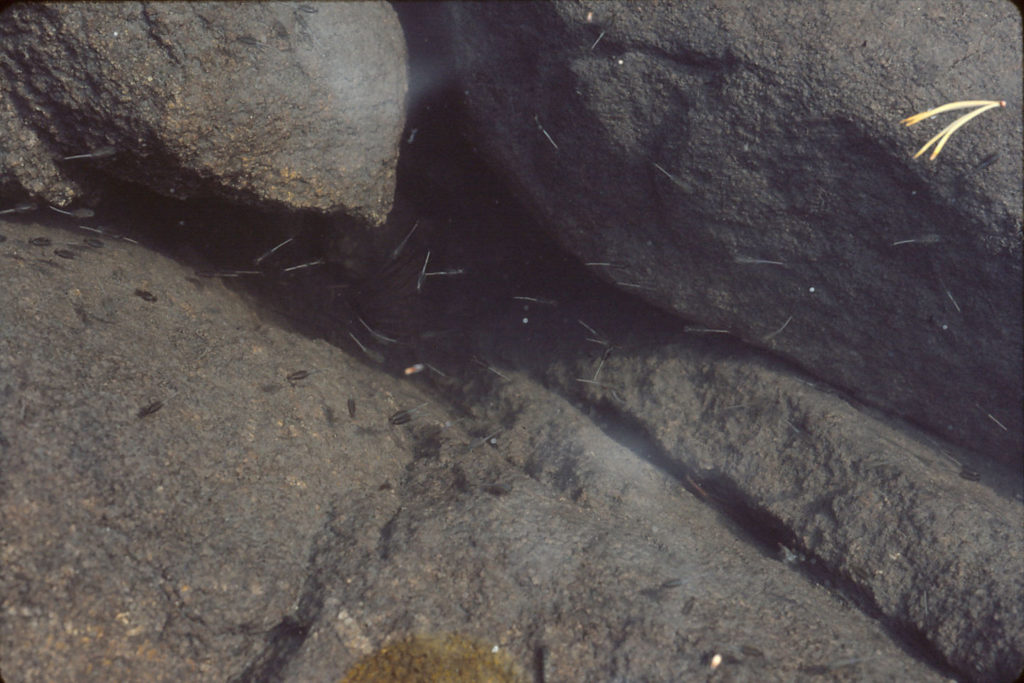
left=0, top=215, right=958, bottom=682
left=424, top=252, right=1024, bottom=682
left=0, top=1, right=406, bottom=224
left=563, top=338, right=1024, bottom=681
left=442, top=1, right=1023, bottom=465
left=2, top=4, right=1021, bottom=681
left=0, top=83, right=78, bottom=204
left=0, top=217, right=415, bottom=680
left=281, top=384, right=952, bottom=682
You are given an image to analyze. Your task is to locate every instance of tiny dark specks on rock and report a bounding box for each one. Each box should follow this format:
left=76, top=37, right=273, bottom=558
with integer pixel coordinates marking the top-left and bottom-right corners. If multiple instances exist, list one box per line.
left=740, top=645, right=765, bottom=659
left=347, top=398, right=356, bottom=418
left=54, top=248, right=75, bottom=259
left=0, top=234, right=7, bottom=243
left=389, top=402, right=427, bottom=426
left=84, top=237, right=104, bottom=248
left=959, top=466, right=981, bottom=481
left=29, top=237, right=52, bottom=247
left=389, top=410, right=413, bottom=426
left=137, top=400, right=163, bottom=418
left=134, top=289, right=157, bottom=302
left=260, top=384, right=281, bottom=394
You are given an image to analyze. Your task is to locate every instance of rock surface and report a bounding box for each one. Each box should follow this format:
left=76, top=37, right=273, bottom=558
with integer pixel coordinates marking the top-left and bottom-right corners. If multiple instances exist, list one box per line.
left=444, top=0, right=1023, bottom=465
left=1, top=2, right=1022, bottom=682
left=0, top=1, right=406, bottom=223
left=0, top=215, right=960, bottom=682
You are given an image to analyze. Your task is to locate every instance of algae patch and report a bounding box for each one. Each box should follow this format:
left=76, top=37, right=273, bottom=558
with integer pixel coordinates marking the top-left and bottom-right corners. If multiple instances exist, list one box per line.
left=342, top=633, right=526, bottom=683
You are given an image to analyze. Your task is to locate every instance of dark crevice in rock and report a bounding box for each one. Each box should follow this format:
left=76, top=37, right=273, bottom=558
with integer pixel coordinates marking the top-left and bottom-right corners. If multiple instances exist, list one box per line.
left=230, top=615, right=314, bottom=683
left=581, top=394, right=963, bottom=680
left=588, top=395, right=798, bottom=554
left=229, top=565, right=325, bottom=683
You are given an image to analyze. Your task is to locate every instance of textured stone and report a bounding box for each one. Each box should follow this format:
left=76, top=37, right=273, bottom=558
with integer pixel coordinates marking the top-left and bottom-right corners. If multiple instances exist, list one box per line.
left=444, top=0, right=1023, bottom=465
left=0, top=214, right=956, bottom=682
left=0, top=1, right=406, bottom=224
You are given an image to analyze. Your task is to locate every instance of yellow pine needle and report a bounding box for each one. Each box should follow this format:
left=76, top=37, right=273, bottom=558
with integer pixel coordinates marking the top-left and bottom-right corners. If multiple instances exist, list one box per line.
left=901, top=100, right=1003, bottom=126
left=917, top=102, right=1003, bottom=160
left=902, top=100, right=1005, bottom=160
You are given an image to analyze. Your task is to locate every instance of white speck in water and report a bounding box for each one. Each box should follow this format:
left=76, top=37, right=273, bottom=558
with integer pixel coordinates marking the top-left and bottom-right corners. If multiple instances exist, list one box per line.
left=617, top=58, right=624, bottom=65
left=491, top=645, right=500, bottom=654
left=809, top=286, right=816, bottom=293
left=522, top=317, right=528, bottom=324
left=113, top=31, right=119, bottom=37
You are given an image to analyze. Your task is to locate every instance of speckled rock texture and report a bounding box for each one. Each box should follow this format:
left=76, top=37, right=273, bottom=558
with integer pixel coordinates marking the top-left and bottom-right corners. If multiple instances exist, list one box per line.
left=1, top=2, right=1022, bottom=682
left=0, top=216, right=957, bottom=682
left=444, top=0, right=1023, bottom=466
left=0, top=1, right=406, bottom=224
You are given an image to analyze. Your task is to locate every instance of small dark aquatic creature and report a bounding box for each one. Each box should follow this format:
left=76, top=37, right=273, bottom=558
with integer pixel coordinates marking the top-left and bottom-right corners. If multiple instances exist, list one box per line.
left=389, top=402, right=428, bottom=426
left=958, top=467, right=980, bottom=482
left=137, top=400, right=164, bottom=418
